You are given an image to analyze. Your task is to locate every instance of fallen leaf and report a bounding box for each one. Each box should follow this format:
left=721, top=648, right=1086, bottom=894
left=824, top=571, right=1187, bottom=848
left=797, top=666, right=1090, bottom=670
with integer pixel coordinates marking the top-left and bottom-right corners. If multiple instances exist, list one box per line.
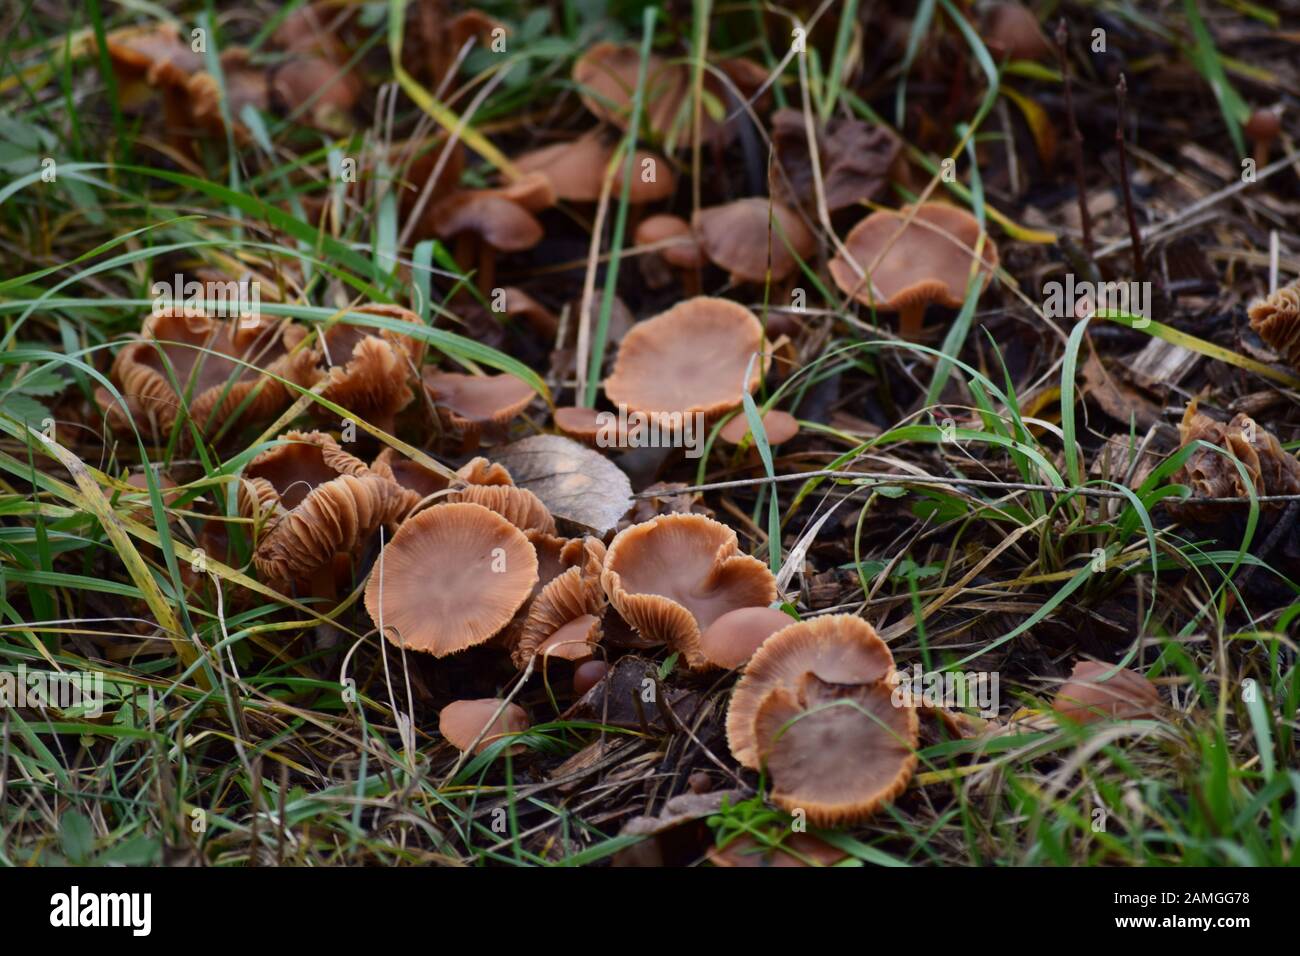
left=493, top=433, right=633, bottom=534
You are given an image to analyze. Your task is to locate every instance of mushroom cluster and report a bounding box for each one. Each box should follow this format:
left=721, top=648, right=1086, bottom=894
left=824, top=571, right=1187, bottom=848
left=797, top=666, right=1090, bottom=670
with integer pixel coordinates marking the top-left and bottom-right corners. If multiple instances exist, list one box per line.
left=726, top=615, right=918, bottom=825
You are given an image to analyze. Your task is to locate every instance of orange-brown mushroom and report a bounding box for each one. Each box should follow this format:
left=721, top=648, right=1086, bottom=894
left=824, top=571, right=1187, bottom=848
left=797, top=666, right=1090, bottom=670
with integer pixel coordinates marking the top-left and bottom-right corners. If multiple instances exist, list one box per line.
left=697, top=605, right=794, bottom=670
left=718, top=409, right=800, bottom=449
left=240, top=430, right=408, bottom=594
left=438, top=698, right=530, bottom=755
left=603, top=297, right=767, bottom=427
left=96, top=310, right=319, bottom=440
left=982, top=3, right=1053, bottom=62
left=692, top=198, right=816, bottom=286
left=1052, top=660, right=1160, bottom=725
left=370, top=449, right=506, bottom=517
left=315, top=303, right=426, bottom=432
left=429, top=174, right=555, bottom=294
left=828, top=203, right=999, bottom=340
left=602, top=513, right=777, bottom=669
left=707, top=832, right=848, bottom=867
left=270, top=55, right=361, bottom=132
left=513, top=132, right=675, bottom=205
left=422, top=368, right=536, bottom=450
left=725, top=614, right=896, bottom=768
left=514, top=537, right=607, bottom=666
left=185, top=49, right=270, bottom=143
left=1248, top=277, right=1300, bottom=370
left=363, top=501, right=539, bottom=655
left=635, top=214, right=702, bottom=294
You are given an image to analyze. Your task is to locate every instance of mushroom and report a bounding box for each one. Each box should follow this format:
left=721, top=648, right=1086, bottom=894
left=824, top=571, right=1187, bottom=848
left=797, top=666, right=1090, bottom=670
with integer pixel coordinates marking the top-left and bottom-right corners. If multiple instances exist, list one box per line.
left=717, top=409, right=801, bottom=450
left=725, top=614, right=896, bottom=768
left=514, top=536, right=607, bottom=667
left=269, top=54, right=361, bottom=132
left=96, top=309, right=319, bottom=441
left=1244, top=106, right=1282, bottom=168
left=450, top=483, right=556, bottom=536
left=572, top=660, right=609, bottom=696
left=754, top=672, right=917, bottom=826
left=603, top=297, right=768, bottom=428
left=240, top=430, right=408, bottom=597
left=1052, top=660, right=1160, bottom=725
left=553, top=406, right=607, bottom=446
left=421, top=368, right=536, bottom=451
left=185, top=49, right=271, bottom=143
left=634, top=214, right=702, bottom=294
left=363, top=502, right=539, bottom=655
left=692, top=198, right=816, bottom=289
left=102, top=23, right=205, bottom=152
left=707, top=832, right=848, bottom=868
left=696, top=605, right=794, bottom=670
left=315, top=303, right=426, bottom=432
left=429, top=173, right=555, bottom=295
left=601, top=513, right=777, bottom=670
left=1248, top=276, right=1300, bottom=368
left=981, top=3, right=1053, bottom=62
left=370, top=449, right=508, bottom=517
left=513, top=131, right=675, bottom=206
left=438, top=698, right=530, bottom=755
left=828, top=202, right=999, bottom=340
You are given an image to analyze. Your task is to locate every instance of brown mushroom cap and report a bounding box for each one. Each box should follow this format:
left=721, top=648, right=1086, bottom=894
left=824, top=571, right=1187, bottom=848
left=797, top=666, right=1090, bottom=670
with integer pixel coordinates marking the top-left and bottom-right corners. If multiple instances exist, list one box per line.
left=755, top=673, right=918, bottom=826
left=438, top=698, right=530, bottom=755
left=708, top=832, right=848, bottom=867
left=186, top=49, right=270, bottom=140
left=726, top=614, right=896, bottom=768
left=718, top=409, right=800, bottom=447
left=635, top=214, right=702, bottom=269
left=553, top=405, right=606, bottom=445
left=514, top=537, right=606, bottom=666
left=422, top=369, right=536, bottom=430
left=363, top=502, right=539, bottom=655
left=1052, top=660, right=1160, bottom=725
left=602, top=513, right=777, bottom=669
left=697, top=605, right=794, bottom=670
left=514, top=133, right=675, bottom=204
left=270, top=55, right=361, bottom=130
left=1248, top=277, right=1300, bottom=370
left=99, top=309, right=318, bottom=438
left=692, top=198, right=816, bottom=284
left=572, top=659, right=609, bottom=696
left=104, top=23, right=205, bottom=92
left=370, top=450, right=504, bottom=517
left=316, top=304, right=425, bottom=429
left=452, top=483, right=556, bottom=536
left=828, top=203, right=999, bottom=339
left=429, top=191, right=544, bottom=251
left=603, top=297, right=767, bottom=423
left=1244, top=106, right=1282, bottom=146
left=241, top=431, right=407, bottom=586
left=982, top=3, right=1052, bottom=62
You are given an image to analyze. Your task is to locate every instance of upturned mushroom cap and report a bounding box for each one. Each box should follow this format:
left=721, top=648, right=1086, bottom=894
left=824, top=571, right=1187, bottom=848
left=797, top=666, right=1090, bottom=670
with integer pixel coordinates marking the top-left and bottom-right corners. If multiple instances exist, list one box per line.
left=697, top=605, right=794, bottom=670
left=364, top=502, right=539, bottom=655
left=514, top=133, right=675, bottom=204
left=241, top=431, right=408, bottom=586
left=755, top=673, right=918, bottom=825
left=1052, top=661, right=1160, bottom=725
left=514, top=537, right=607, bottom=666
left=429, top=192, right=543, bottom=251
left=422, top=369, right=536, bottom=439
left=726, top=614, right=896, bottom=768
left=692, top=198, right=816, bottom=283
left=99, top=309, right=319, bottom=438
left=602, top=513, right=777, bottom=669
left=718, top=409, right=800, bottom=447
left=451, top=483, right=557, bottom=536
left=316, top=303, right=425, bottom=430
left=370, top=450, right=506, bottom=516
left=982, top=3, right=1052, bottom=61
left=635, top=214, right=702, bottom=269
left=603, top=297, right=767, bottom=423
left=828, top=203, right=999, bottom=339
left=438, top=698, right=530, bottom=755
left=104, top=23, right=205, bottom=92
left=1248, top=277, right=1300, bottom=370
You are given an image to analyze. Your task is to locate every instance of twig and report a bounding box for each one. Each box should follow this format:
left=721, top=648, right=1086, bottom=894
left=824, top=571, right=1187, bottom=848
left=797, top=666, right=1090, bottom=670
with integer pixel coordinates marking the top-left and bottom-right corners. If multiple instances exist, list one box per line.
left=1114, top=74, right=1144, bottom=277
left=1056, top=19, right=1093, bottom=256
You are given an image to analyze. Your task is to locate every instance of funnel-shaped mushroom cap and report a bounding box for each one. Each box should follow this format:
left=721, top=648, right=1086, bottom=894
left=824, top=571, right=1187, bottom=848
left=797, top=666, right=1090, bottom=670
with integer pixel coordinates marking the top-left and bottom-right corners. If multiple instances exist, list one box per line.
left=708, top=832, right=848, bottom=867
left=364, top=502, right=539, bottom=655
left=452, top=483, right=556, bottom=536
left=1248, top=278, right=1300, bottom=370
left=270, top=55, right=360, bottom=131
left=602, top=513, right=776, bottom=669
left=514, top=133, right=675, bottom=204
left=726, top=614, right=895, bottom=768
left=719, top=409, right=800, bottom=447
left=241, top=431, right=407, bottom=585
left=422, top=369, right=536, bottom=433
left=692, top=199, right=816, bottom=283
left=604, top=297, right=767, bottom=422
left=755, top=673, right=917, bottom=826
left=105, top=23, right=205, bottom=90
left=429, top=192, right=542, bottom=251
left=982, top=3, right=1052, bottom=61
left=370, top=449, right=505, bottom=515
left=635, top=214, right=702, bottom=269
left=515, top=537, right=607, bottom=666
left=439, top=698, right=530, bottom=755
left=1053, top=661, right=1160, bottom=725
left=101, top=310, right=319, bottom=438
left=698, top=605, right=794, bottom=670
left=317, top=303, right=425, bottom=429
left=828, top=203, right=999, bottom=336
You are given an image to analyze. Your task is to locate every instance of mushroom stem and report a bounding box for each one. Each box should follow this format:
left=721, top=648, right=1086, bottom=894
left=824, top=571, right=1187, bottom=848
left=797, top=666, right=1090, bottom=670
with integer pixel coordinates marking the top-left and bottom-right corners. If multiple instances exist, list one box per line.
left=308, top=561, right=343, bottom=651
left=454, top=233, right=477, bottom=298
left=477, top=243, right=497, bottom=299
left=898, top=302, right=926, bottom=341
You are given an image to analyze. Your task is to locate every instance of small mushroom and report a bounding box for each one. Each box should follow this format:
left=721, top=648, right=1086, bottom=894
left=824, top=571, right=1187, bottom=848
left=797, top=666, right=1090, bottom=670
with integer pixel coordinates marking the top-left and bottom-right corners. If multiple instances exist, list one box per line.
left=603, top=297, right=767, bottom=427
left=553, top=406, right=606, bottom=446
left=981, top=3, right=1053, bottom=62
left=1248, top=276, right=1300, bottom=368
left=363, top=502, right=539, bottom=655
left=270, top=55, right=362, bottom=132
left=1244, top=106, right=1283, bottom=168
left=828, top=202, right=999, bottom=340
left=422, top=368, right=536, bottom=451
left=451, top=483, right=556, bottom=536
left=315, top=303, right=425, bottom=433
left=708, top=832, right=848, bottom=868
left=97, top=310, right=319, bottom=440
left=725, top=614, right=896, bottom=768
left=429, top=174, right=554, bottom=295
left=634, top=214, right=702, bottom=294
left=185, top=49, right=270, bottom=143
left=514, top=536, right=607, bottom=666
left=513, top=131, right=675, bottom=205
left=697, top=605, right=794, bottom=670
left=1052, top=660, right=1160, bottom=725
left=718, top=409, right=801, bottom=449
left=572, top=660, right=609, bottom=696
left=240, top=430, right=408, bottom=595
left=370, top=449, right=507, bottom=517
left=692, top=198, right=816, bottom=287
left=438, top=698, right=530, bottom=755
left=601, top=513, right=777, bottom=669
